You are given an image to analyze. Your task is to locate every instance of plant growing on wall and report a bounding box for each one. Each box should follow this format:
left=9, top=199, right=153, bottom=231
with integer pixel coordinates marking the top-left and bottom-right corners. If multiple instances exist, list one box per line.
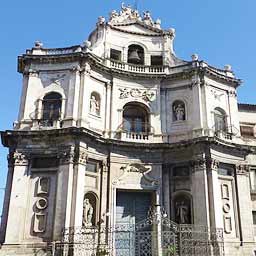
left=163, top=245, right=177, bottom=256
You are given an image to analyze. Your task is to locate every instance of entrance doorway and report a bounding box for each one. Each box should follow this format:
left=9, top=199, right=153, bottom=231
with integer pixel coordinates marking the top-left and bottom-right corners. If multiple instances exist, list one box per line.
left=115, top=191, right=152, bottom=255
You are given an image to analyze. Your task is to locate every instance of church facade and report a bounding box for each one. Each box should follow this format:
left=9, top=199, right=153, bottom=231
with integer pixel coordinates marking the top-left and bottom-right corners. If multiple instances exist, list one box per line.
left=1, top=4, right=256, bottom=256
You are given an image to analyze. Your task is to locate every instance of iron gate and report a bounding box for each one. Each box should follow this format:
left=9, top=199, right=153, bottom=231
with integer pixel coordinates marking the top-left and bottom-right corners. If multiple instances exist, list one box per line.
left=51, top=217, right=224, bottom=256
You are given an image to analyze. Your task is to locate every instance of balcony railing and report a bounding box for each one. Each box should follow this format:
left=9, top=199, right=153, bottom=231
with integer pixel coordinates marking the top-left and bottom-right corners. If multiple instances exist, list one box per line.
left=109, top=59, right=166, bottom=74
left=117, top=121, right=154, bottom=142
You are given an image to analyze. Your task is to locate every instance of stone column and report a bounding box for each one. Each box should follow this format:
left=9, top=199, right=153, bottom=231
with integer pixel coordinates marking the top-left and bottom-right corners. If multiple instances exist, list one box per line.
left=4, top=152, right=30, bottom=244
left=191, top=157, right=210, bottom=226
left=53, top=147, right=75, bottom=240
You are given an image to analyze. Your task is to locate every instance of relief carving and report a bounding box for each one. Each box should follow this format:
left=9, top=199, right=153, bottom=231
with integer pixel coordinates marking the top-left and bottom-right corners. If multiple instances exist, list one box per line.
left=119, top=87, right=156, bottom=102
left=13, top=151, right=29, bottom=166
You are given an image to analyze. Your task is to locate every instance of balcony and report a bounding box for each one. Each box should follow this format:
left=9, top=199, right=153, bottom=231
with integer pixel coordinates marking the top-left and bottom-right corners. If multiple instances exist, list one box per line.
left=117, top=121, right=154, bottom=143
left=108, top=59, right=167, bottom=74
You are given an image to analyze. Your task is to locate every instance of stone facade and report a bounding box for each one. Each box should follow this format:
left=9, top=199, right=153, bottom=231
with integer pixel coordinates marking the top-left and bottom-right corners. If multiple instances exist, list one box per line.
left=1, top=4, right=256, bottom=256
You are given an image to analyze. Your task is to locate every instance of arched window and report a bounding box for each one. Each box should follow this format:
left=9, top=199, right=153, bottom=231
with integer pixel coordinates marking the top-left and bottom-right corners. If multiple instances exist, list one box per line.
left=172, top=100, right=186, bottom=121
left=42, top=92, right=62, bottom=123
left=173, top=193, right=192, bottom=224
left=90, top=92, right=101, bottom=116
left=83, top=192, right=97, bottom=227
left=128, top=44, right=144, bottom=65
left=214, top=108, right=227, bottom=132
left=123, top=102, right=150, bottom=133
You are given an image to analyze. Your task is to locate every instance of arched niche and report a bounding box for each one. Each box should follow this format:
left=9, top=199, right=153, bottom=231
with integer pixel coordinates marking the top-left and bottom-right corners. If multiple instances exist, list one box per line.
left=82, top=192, right=98, bottom=227
left=172, top=100, right=186, bottom=121
left=172, top=192, right=192, bottom=224
left=90, top=91, right=101, bottom=116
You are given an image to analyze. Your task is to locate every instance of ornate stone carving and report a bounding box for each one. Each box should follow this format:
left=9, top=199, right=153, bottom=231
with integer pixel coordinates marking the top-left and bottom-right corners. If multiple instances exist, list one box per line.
left=78, top=150, right=88, bottom=165
left=120, top=163, right=150, bottom=173
left=211, top=89, right=225, bottom=101
left=119, top=87, right=156, bottom=102
left=109, top=3, right=140, bottom=24
left=108, top=4, right=161, bottom=29
left=236, top=164, right=249, bottom=175
left=58, top=147, right=76, bottom=165
left=50, top=74, right=66, bottom=86
left=13, top=152, right=29, bottom=166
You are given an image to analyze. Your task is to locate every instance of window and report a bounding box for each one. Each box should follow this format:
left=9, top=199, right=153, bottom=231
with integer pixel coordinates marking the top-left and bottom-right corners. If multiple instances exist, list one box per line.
left=240, top=125, right=254, bottom=138
left=128, top=44, right=144, bottom=65
left=86, top=161, right=98, bottom=173
left=151, top=55, right=163, bottom=66
left=214, top=108, right=227, bottom=132
left=173, top=166, right=190, bottom=177
left=110, top=49, right=121, bottom=61
left=253, top=211, right=256, bottom=225
left=32, top=157, right=59, bottom=169
left=218, top=163, right=234, bottom=176
left=123, top=103, right=150, bottom=133
left=42, top=92, right=62, bottom=125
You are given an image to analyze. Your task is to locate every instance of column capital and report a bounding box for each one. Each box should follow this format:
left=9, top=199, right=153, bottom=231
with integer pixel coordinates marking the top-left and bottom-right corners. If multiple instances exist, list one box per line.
left=9, top=151, right=30, bottom=166
left=58, top=146, right=76, bottom=165
left=236, top=164, right=249, bottom=175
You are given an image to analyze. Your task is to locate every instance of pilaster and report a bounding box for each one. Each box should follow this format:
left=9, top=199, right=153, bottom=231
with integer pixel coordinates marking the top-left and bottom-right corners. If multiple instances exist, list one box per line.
left=190, top=156, right=210, bottom=226
left=4, top=152, right=30, bottom=243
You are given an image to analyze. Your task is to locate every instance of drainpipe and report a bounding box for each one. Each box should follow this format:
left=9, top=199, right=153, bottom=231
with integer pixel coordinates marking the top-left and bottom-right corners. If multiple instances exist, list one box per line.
left=234, top=166, right=243, bottom=246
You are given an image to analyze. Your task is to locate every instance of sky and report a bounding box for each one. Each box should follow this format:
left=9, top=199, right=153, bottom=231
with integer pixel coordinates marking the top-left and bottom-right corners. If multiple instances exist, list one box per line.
left=0, top=0, right=256, bottom=213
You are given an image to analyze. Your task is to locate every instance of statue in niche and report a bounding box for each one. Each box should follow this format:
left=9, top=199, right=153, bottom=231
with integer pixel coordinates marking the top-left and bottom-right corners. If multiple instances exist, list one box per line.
left=175, top=200, right=189, bottom=224
left=83, top=198, right=94, bottom=227
left=173, top=102, right=185, bottom=121
left=90, top=94, right=100, bottom=115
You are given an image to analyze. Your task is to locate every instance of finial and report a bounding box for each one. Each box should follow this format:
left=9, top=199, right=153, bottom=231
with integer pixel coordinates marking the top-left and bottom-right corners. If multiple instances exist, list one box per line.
left=34, top=41, right=43, bottom=48
left=191, top=54, right=199, bottom=61
left=224, top=64, right=232, bottom=71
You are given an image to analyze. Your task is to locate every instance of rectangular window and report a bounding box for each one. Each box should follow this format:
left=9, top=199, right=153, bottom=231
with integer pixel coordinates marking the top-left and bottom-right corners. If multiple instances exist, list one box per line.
left=240, top=125, right=254, bottom=138
left=253, top=211, right=256, bottom=225
left=86, top=161, right=98, bottom=173
left=110, top=49, right=122, bottom=61
left=32, top=157, right=59, bottom=168
left=151, top=55, right=163, bottom=66
left=218, top=163, right=234, bottom=176
left=173, top=166, right=190, bottom=177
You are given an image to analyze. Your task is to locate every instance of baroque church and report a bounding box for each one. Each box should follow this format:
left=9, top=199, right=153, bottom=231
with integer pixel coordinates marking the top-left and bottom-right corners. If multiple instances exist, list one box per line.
left=1, top=4, right=256, bottom=256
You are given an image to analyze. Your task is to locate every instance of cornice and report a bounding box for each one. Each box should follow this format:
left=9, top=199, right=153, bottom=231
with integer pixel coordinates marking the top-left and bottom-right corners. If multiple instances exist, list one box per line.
left=1, top=128, right=253, bottom=155
left=18, top=52, right=241, bottom=85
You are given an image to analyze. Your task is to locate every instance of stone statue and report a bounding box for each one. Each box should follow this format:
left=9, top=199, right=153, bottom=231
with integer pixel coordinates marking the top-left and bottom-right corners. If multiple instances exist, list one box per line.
left=83, top=198, right=94, bottom=227
left=175, top=201, right=189, bottom=224
left=173, top=103, right=185, bottom=121
left=90, top=95, right=100, bottom=115
left=143, top=11, right=154, bottom=26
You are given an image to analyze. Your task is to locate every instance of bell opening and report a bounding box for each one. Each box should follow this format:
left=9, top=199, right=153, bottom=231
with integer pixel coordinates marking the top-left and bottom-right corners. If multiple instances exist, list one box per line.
left=128, top=44, right=144, bottom=65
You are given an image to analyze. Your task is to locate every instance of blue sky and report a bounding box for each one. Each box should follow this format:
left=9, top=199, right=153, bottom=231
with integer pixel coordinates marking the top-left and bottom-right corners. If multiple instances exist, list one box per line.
left=0, top=0, right=256, bottom=212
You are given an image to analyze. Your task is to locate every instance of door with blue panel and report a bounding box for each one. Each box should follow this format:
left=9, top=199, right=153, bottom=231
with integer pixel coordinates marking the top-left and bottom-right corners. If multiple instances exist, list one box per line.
left=115, top=191, right=152, bottom=256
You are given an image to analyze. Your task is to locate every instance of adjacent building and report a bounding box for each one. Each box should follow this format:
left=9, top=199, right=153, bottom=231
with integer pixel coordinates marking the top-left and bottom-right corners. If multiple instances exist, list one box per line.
left=1, top=4, right=256, bottom=256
